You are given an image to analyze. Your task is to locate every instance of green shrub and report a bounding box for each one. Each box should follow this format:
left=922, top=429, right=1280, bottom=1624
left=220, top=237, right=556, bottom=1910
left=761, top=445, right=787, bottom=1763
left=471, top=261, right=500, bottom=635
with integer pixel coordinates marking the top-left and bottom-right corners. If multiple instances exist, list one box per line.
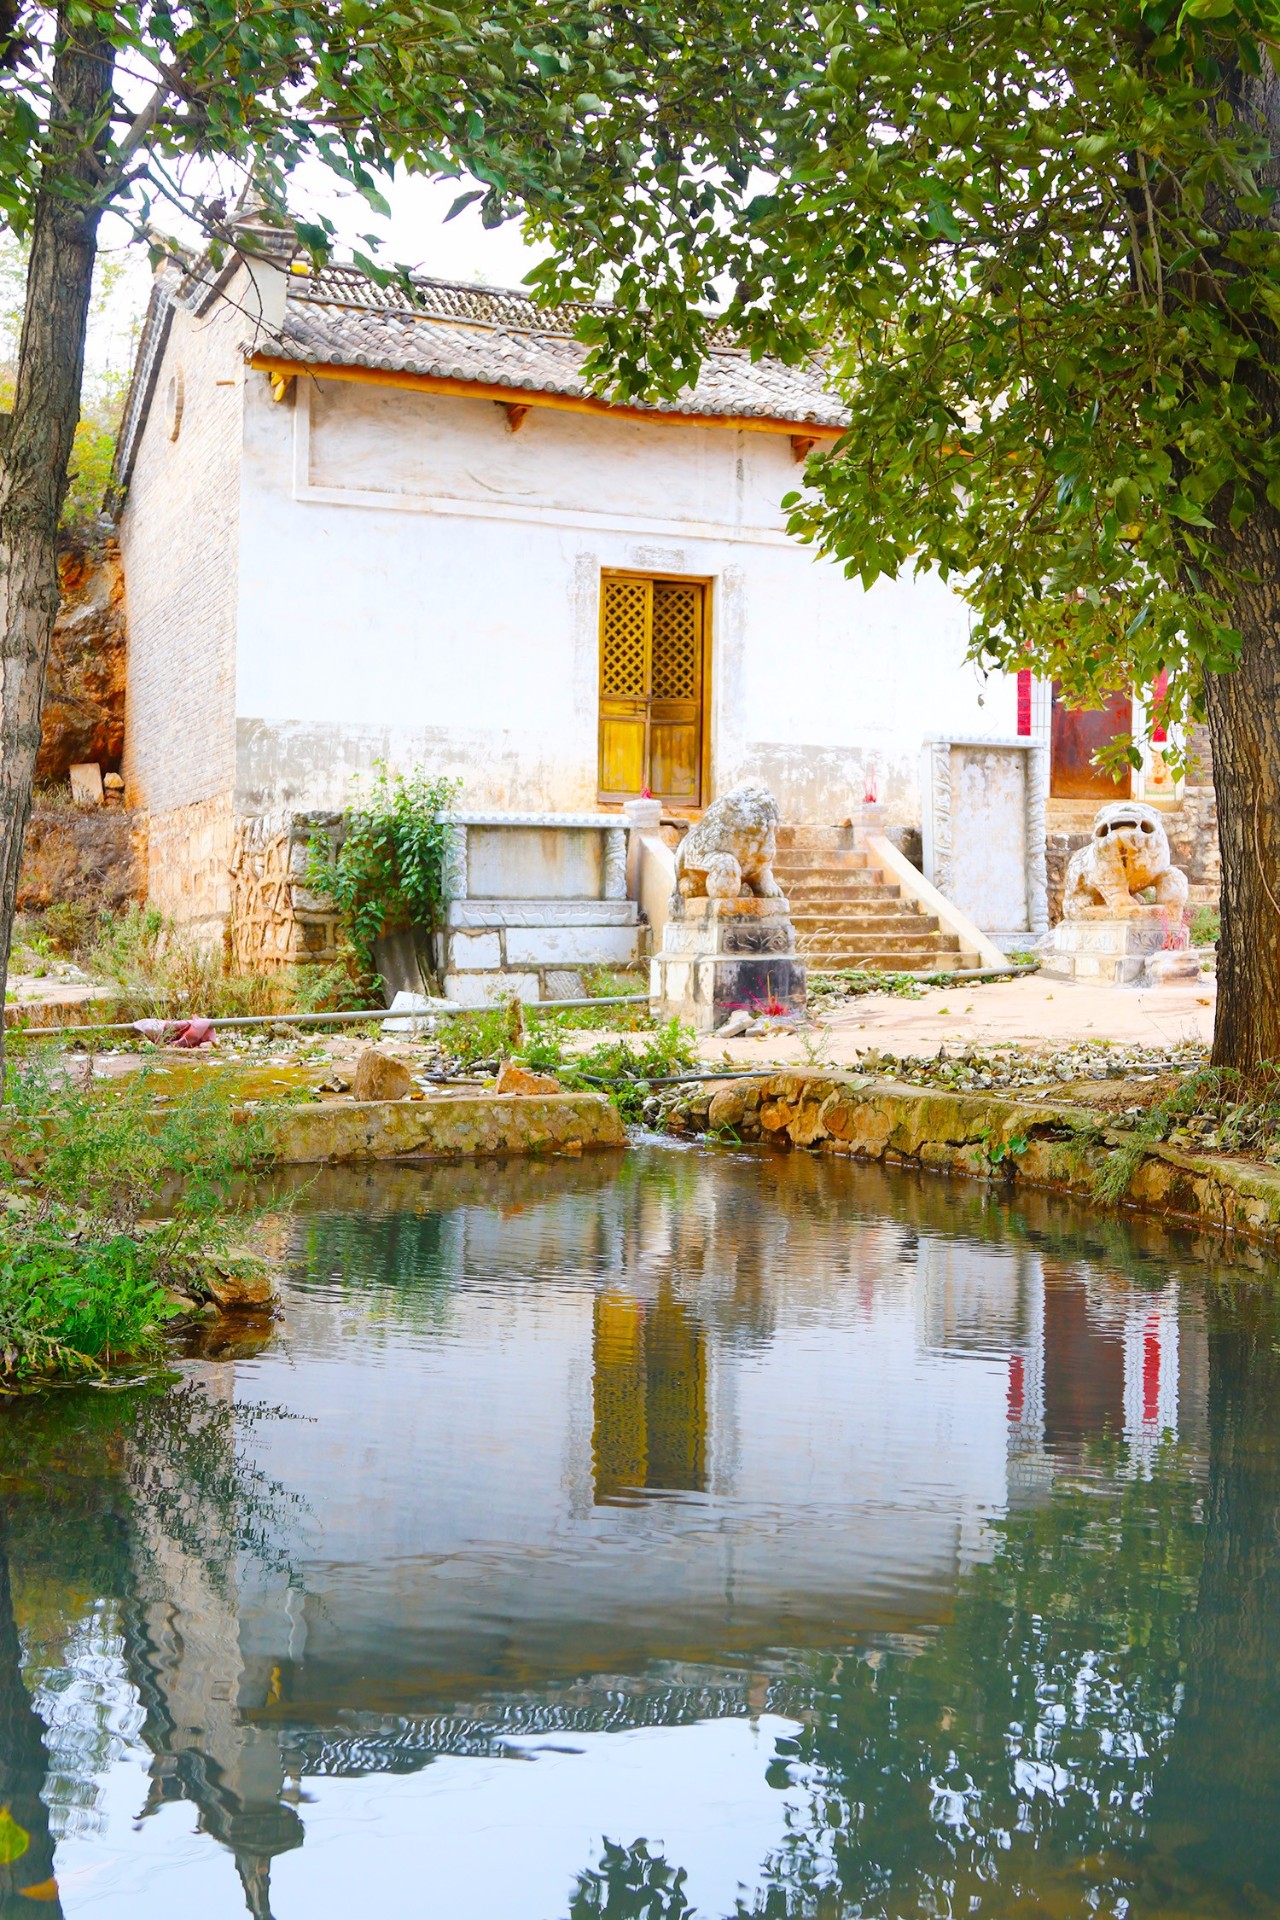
left=0, top=1063, right=280, bottom=1381
left=1190, top=905, right=1220, bottom=947
left=307, top=763, right=460, bottom=990
left=63, top=906, right=364, bottom=1024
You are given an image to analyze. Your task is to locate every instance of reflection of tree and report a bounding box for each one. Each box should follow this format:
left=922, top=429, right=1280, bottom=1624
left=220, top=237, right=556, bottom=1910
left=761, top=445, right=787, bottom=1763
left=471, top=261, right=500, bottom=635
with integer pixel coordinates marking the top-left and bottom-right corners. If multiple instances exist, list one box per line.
left=0, top=1379, right=303, bottom=1920
left=0, top=1514, right=62, bottom=1914
left=567, top=1838, right=695, bottom=1918
left=749, top=1437, right=1205, bottom=1918
left=1144, top=1292, right=1280, bottom=1907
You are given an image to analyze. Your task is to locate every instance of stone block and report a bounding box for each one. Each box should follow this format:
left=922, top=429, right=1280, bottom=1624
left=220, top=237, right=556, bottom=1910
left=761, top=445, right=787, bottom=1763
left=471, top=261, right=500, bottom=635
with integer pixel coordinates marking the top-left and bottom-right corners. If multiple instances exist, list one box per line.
left=444, top=970, right=541, bottom=1006
left=450, top=931, right=502, bottom=970
left=506, top=924, right=640, bottom=966
left=448, top=899, right=638, bottom=928
left=466, top=825, right=604, bottom=899
left=1040, top=908, right=1189, bottom=986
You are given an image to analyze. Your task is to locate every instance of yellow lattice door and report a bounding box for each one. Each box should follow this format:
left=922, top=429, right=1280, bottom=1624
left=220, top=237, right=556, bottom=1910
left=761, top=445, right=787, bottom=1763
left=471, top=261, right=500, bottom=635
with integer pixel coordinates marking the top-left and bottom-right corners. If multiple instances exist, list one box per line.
left=598, top=573, right=704, bottom=805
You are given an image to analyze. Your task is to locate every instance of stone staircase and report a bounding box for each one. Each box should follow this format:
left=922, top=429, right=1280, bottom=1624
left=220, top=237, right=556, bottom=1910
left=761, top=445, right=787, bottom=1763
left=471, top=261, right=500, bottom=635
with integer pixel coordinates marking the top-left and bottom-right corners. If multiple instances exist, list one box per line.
left=773, top=825, right=982, bottom=975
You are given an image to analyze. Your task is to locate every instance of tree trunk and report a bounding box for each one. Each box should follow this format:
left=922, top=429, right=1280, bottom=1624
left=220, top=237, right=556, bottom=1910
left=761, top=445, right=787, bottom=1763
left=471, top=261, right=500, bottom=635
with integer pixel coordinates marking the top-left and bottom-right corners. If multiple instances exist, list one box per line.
left=0, top=13, right=114, bottom=1096
left=1204, top=594, right=1280, bottom=1070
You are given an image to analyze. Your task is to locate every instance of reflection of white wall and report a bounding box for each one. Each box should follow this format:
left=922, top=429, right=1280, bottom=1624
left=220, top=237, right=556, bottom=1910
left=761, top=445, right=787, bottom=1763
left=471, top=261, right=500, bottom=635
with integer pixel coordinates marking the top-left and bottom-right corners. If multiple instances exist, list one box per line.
left=237, top=1230, right=1021, bottom=1691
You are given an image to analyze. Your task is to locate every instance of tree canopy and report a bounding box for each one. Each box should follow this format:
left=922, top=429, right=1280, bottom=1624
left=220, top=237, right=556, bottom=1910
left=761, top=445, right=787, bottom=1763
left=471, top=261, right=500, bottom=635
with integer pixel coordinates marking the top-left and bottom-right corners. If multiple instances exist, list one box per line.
left=448, top=0, right=1280, bottom=764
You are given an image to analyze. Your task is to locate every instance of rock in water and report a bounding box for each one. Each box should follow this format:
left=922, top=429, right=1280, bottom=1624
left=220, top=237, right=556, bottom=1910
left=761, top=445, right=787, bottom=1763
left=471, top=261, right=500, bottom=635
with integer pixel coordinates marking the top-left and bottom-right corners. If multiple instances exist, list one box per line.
left=352, top=1048, right=414, bottom=1101
left=495, top=1060, right=562, bottom=1096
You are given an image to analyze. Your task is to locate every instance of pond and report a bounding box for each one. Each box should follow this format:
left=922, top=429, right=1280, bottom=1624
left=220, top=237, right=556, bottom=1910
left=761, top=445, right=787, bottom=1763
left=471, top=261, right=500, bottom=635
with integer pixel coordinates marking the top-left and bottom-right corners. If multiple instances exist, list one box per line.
left=1, top=1143, right=1277, bottom=1918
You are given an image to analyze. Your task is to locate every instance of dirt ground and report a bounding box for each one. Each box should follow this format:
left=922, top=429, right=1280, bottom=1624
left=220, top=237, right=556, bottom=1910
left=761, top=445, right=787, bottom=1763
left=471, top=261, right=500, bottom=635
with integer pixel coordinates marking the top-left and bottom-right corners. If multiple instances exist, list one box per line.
left=701, top=974, right=1216, bottom=1069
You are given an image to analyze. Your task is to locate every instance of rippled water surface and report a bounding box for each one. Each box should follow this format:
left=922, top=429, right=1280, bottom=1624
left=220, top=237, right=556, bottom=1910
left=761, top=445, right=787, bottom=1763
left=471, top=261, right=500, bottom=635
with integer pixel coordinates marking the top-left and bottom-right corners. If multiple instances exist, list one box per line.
left=2, top=1144, right=1279, bottom=1917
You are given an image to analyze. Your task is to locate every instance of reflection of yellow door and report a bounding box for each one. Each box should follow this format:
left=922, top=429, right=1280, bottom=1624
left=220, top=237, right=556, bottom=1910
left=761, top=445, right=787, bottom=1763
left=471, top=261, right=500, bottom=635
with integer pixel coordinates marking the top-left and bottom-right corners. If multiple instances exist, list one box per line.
left=598, top=573, right=706, bottom=808
left=592, top=1287, right=707, bottom=1504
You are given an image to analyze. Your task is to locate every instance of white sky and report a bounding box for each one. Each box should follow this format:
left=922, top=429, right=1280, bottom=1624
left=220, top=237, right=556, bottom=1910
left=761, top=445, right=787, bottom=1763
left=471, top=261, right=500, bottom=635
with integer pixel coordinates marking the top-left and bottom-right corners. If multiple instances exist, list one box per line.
left=88, top=165, right=546, bottom=382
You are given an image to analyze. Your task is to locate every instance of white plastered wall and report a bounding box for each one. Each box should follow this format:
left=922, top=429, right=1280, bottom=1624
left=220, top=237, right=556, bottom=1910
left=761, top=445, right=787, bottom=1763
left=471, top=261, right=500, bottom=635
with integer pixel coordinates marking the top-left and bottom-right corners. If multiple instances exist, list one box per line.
left=233, top=368, right=1017, bottom=824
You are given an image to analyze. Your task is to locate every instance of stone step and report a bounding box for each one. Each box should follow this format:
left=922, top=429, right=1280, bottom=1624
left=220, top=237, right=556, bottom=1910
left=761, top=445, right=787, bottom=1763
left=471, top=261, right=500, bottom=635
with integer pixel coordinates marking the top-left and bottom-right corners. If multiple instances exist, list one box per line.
left=808, top=948, right=974, bottom=973
left=792, top=911, right=941, bottom=936
left=799, top=930, right=963, bottom=958
left=779, top=873, right=897, bottom=896
left=772, top=849, right=872, bottom=874
left=774, top=824, right=860, bottom=850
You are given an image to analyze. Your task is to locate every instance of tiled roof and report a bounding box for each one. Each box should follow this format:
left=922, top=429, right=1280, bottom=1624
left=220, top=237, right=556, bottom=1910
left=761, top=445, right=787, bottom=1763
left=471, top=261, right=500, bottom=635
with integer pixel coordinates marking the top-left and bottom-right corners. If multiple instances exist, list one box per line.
left=259, top=263, right=846, bottom=429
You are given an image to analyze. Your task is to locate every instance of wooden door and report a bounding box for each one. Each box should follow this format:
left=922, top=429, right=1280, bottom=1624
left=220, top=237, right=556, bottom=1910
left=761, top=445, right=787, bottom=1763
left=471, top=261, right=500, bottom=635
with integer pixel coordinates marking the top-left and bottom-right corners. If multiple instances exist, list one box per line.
left=598, top=573, right=705, bottom=806
left=1050, top=683, right=1133, bottom=799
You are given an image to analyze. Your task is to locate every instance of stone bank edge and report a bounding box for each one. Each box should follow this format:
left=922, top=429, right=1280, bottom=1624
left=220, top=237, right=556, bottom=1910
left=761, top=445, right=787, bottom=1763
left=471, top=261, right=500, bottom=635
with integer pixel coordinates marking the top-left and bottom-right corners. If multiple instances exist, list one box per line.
left=667, top=1070, right=1280, bottom=1248
left=268, top=1091, right=626, bottom=1163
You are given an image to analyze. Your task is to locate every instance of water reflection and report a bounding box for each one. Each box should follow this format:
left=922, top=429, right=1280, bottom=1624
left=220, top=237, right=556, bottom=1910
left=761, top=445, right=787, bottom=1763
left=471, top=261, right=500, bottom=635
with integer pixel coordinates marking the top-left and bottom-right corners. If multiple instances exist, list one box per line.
left=0, top=1148, right=1276, bottom=1916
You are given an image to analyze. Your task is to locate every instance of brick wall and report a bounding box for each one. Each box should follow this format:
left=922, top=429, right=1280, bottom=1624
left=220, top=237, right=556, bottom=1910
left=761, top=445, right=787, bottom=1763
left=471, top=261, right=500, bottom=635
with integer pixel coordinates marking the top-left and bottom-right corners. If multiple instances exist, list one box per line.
left=119, top=275, right=244, bottom=832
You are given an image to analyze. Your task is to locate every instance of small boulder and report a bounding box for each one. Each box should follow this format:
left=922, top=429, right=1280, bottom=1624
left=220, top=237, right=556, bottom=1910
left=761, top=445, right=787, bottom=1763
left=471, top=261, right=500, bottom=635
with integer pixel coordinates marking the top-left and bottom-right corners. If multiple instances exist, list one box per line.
left=495, top=1059, right=562, bottom=1096
left=1144, top=951, right=1203, bottom=987
left=352, top=1048, right=414, bottom=1101
left=205, top=1263, right=278, bottom=1311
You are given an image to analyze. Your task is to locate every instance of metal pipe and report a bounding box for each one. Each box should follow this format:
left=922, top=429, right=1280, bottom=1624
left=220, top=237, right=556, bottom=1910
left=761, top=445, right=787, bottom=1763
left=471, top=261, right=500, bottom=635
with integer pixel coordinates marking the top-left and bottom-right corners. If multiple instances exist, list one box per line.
left=10, top=993, right=651, bottom=1040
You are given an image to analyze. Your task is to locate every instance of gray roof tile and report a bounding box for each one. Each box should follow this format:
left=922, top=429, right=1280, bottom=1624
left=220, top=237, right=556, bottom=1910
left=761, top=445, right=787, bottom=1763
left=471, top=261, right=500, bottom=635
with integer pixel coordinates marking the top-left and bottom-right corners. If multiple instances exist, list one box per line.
left=260, top=264, right=845, bottom=429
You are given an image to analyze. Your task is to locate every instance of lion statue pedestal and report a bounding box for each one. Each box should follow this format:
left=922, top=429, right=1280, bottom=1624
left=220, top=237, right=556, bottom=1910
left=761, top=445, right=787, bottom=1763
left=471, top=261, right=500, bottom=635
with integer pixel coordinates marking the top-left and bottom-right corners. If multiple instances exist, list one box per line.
left=1042, top=801, right=1199, bottom=986
left=650, top=782, right=806, bottom=1032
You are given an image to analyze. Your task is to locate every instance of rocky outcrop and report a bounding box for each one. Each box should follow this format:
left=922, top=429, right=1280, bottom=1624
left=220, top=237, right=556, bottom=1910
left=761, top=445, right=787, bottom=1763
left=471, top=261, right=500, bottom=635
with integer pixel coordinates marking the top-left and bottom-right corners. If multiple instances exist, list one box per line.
left=37, top=536, right=127, bottom=785
left=16, top=805, right=146, bottom=918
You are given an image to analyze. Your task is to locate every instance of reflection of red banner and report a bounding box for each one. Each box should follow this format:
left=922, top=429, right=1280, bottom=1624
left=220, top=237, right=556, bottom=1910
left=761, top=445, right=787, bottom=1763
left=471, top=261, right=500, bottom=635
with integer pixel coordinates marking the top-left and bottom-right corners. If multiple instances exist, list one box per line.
left=1143, top=1313, right=1161, bottom=1425
left=1007, top=1351, right=1025, bottom=1423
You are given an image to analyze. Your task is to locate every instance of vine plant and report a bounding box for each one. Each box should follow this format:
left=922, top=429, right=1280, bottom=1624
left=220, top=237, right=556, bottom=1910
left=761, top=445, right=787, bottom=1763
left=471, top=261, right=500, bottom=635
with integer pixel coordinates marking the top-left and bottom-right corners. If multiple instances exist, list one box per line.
left=307, top=765, right=460, bottom=993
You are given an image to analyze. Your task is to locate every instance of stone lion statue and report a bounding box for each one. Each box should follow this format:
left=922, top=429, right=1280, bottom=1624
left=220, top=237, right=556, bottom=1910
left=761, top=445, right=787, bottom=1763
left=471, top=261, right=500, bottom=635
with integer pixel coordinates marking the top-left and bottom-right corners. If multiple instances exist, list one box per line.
left=674, top=782, right=784, bottom=902
left=1063, top=801, right=1189, bottom=919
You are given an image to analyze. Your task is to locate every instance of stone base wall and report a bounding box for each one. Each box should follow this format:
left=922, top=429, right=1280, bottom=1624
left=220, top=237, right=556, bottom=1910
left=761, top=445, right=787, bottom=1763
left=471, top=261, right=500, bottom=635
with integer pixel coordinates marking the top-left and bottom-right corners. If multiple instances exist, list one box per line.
left=17, top=805, right=146, bottom=921
left=145, top=796, right=234, bottom=951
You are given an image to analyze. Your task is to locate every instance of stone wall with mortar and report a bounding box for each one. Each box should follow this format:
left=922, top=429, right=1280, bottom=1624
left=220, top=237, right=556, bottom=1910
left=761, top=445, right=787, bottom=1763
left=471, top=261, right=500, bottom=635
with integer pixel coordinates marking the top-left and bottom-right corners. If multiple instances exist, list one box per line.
left=229, top=811, right=347, bottom=972
left=144, top=796, right=234, bottom=950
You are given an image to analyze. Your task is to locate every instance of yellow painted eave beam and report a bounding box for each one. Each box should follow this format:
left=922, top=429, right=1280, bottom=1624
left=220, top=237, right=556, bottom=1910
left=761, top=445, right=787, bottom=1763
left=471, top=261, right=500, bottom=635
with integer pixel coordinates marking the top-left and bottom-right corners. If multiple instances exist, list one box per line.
left=248, top=352, right=845, bottom=441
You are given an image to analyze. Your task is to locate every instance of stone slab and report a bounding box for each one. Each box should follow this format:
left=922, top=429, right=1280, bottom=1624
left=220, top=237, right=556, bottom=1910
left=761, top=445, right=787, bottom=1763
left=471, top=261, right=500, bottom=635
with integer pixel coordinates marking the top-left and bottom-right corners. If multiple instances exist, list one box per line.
left=447, top=900, right=639, bottom=928
left=466, top=825, right=605, bottom=900
left=670, top=895, right=793, bottom=923
left=443, top=971, right=541, bottom=1006
left=449, top=931, right=502, bottom=969
left=505, top=925, right=642, bottom=967
left=272, top=1092, right=626, bottom=1163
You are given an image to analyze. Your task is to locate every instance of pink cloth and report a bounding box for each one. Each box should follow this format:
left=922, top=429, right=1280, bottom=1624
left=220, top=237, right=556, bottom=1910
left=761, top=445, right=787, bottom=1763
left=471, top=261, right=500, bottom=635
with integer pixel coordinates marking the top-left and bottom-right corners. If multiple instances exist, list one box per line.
left=132, top=1018, right=215, bottom=1048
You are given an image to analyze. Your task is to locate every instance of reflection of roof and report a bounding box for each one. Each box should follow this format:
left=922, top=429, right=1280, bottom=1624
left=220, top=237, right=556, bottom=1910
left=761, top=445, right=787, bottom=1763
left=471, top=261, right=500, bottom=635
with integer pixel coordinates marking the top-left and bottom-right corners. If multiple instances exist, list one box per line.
left=257, top=263, right=847, bottom=430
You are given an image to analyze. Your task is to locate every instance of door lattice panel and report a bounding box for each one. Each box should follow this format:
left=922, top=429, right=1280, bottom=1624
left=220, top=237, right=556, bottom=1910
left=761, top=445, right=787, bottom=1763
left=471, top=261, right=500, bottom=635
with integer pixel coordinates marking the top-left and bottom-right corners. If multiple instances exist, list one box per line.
left=651, top=584, right=700, bottom=699
left=599, top=571, right=705, bottom=805
left=600, top=578, right=650, bottom=698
